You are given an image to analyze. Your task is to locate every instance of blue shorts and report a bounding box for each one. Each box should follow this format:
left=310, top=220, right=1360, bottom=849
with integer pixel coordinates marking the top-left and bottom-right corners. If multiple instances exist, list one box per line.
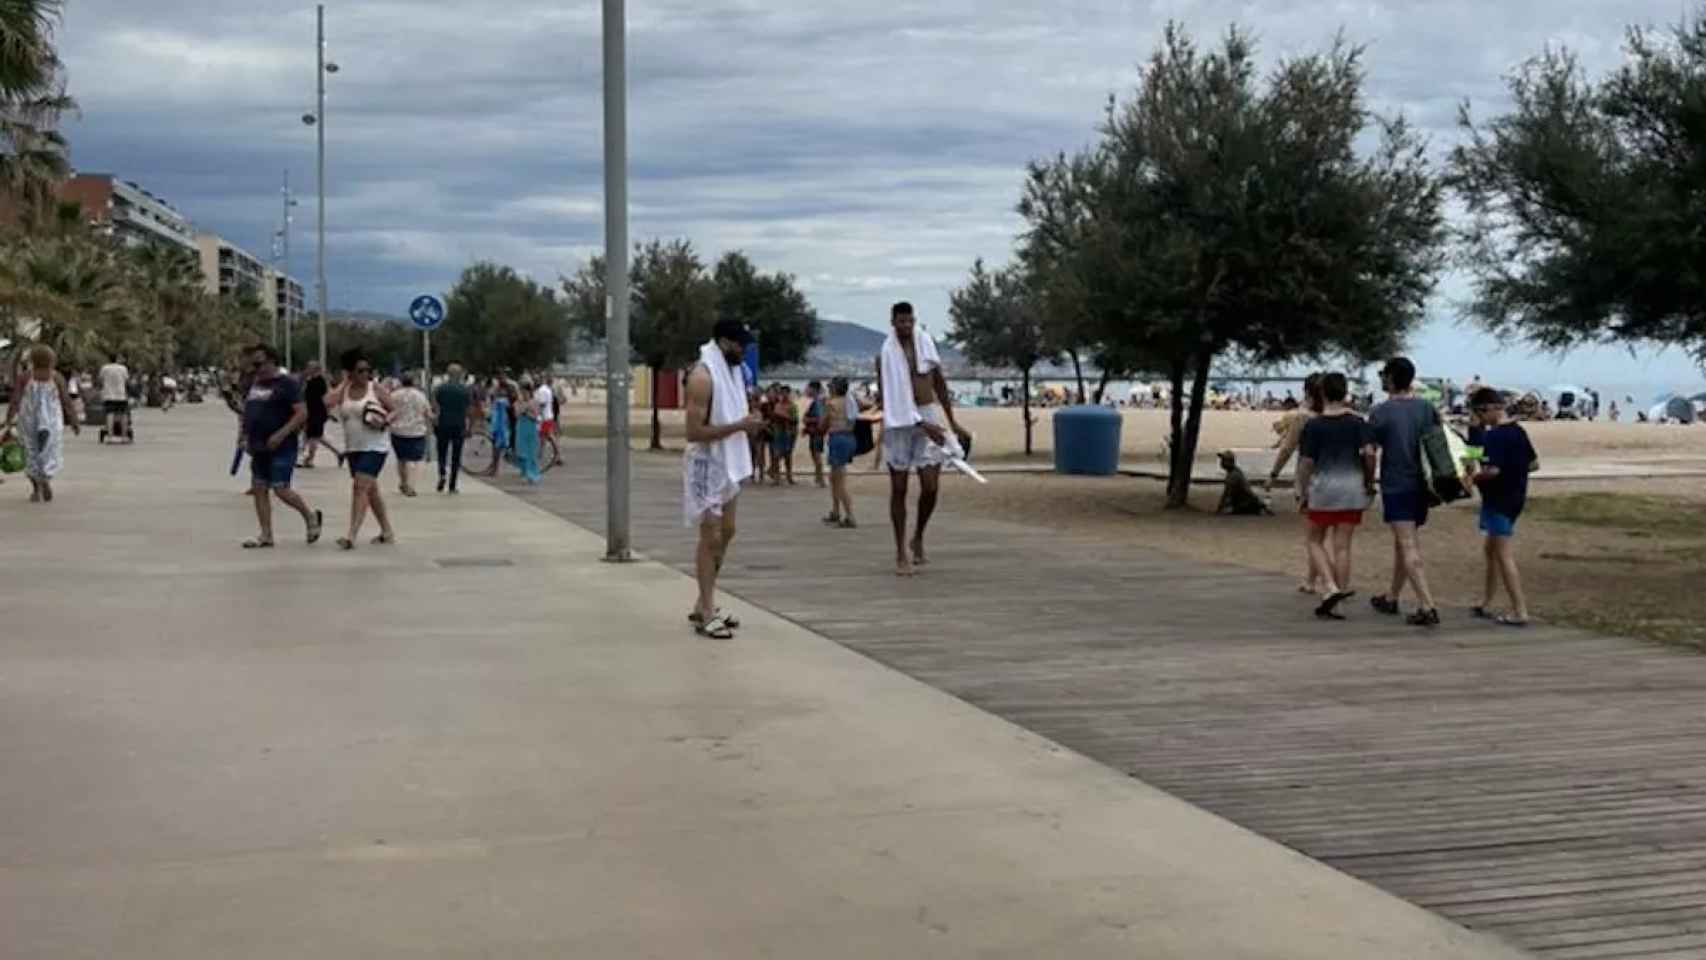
left=347, top=451, right=388, bottom=478
left=391, top=434, right=427, bottom=462
left=771, top=433, right=797, bottom=456
left=1382, top=490, right=1431, bottom=526
left=1479, top=504, right=1518, bottom=537
left=249, top=445, right=298, bottom=490
left=826, top=431, right=857, bottom=468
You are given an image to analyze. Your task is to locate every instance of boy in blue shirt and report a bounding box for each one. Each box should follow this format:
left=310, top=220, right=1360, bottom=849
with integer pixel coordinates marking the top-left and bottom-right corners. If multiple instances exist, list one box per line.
left=1468, top=387, right=1539, bottom=626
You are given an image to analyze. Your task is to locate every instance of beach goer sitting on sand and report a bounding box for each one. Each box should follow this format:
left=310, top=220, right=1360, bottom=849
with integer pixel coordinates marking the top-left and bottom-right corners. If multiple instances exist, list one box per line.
left=1216, top=451, right=1271, bottom=516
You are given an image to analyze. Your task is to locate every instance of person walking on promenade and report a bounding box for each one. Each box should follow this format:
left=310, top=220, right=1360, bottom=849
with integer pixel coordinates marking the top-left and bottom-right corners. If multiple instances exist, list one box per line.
left=1368, top=357, right=1443, bottom=627
left=534, top=375, right=561, bottom=468
left=3, top=344, right=79, bottom=502
left=237, top=345, right=322, bottom=548
left=683, top=319, right=763, bottom=639
left=298, top=360, right=343, bottom=468
left=822, top=376, right=859, bottom=528
left=388, top=373, right=431, bottom=497
left=97, top=352, right=131, bottom=444
left=327, top=349, right=396, bottom=549
left=1295, top=372, right=1373, bottom=620
left=1468, top=386, right=1539, bottom=627
left=768, top=383, right=800, bottom=486
left=515, top=377, right=544, bottom=485
left=433, top=363, right=472, bottom=494
left=1270, top=373, right=1326, bottom=593
left=876, top=301, right=970, bottom=576
left=479, top=377, right=513, bottom=477
left=803, top=380, right=827, bottom=488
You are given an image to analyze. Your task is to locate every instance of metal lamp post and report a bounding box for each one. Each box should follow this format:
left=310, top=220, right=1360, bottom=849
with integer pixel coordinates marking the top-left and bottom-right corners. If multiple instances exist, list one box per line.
left=300, top=4, right=337, bottom=371
left=274, top=170, right=299, bottom=369
left=602, top=0, right=632, bottom=561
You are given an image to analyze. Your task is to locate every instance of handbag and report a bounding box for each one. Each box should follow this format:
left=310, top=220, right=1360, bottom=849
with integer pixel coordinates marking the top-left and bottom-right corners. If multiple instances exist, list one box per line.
left=853, top=418, right=875, bottom=457
left=361, top=400, right=389, bottom=431
left=0, top=436, right=23, bottom=474
left=1421, top=424, right=1470, bottom=504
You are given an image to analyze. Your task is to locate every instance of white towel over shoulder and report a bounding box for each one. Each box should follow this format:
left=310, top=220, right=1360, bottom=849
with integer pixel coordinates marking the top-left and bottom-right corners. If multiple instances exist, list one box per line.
left=698, top=340, right=752, bottom=487
left=880, top=328, right=942, bottom=429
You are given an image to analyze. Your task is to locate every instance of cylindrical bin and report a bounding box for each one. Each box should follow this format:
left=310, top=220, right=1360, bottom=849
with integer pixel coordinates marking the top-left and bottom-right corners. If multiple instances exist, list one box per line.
left=1053, top=405, right=1123, bottom=475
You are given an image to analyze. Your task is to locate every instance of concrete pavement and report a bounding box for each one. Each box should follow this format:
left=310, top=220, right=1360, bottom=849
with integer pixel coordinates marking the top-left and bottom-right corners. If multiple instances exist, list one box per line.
left=0, top=404, right=1529, bottom=958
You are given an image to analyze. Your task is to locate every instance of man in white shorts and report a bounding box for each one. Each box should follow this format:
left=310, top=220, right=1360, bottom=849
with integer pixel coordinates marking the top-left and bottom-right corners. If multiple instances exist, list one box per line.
left=682, top=319, right=763, bottom=639
left=876, top=301, right=970, bottom=577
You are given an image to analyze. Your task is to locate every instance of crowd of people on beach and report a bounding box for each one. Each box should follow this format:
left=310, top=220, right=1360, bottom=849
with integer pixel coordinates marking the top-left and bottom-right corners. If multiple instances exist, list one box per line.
left=1266, top=358, right=1540, bottom=628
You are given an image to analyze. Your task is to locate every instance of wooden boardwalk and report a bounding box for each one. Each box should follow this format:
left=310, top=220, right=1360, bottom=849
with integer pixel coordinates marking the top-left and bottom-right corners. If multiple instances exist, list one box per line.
left=500, top=443, right=1706, bottom=959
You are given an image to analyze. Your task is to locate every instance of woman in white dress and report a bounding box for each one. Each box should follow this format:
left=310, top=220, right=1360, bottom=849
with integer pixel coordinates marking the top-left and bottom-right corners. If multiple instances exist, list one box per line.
left=324, top=349, right=397, bottom=549
left=3, top=344, right=80, bottom=502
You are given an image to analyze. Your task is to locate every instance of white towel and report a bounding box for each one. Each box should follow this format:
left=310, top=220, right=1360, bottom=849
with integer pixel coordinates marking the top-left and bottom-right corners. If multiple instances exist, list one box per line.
left=698, top=340, right=753, bottom=487
left=880, top=327, right=942, bottom=429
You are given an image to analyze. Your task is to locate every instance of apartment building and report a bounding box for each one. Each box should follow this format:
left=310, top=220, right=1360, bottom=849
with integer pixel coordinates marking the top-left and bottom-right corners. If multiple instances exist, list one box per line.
left=195, top=232, right=270, bottom=303
left=59, top=173, right=197, bottom=253
left=271, top=270, right=306, bottom=331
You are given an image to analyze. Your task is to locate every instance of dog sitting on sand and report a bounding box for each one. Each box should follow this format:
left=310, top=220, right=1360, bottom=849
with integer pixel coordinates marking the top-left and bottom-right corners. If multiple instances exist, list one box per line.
left=1216, top=450, right=1273, bottom=516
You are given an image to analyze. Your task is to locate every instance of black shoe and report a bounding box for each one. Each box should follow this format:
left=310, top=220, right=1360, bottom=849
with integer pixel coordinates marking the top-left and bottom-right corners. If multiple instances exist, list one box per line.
left=437, top=477, right=447, bottom=493
left=1406, top=608, right=1441, bottom=628
left=1370, top=595, right=1400, bottom=616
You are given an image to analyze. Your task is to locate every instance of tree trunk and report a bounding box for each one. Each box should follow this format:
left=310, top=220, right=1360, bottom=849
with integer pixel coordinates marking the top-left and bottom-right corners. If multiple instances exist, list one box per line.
left=1093, top=367, right=1113, bottom=405
left=1020, top=366, right=1033, bottom=457
left=649, top=364, right=663, bottom=450
left=1069, top=350, right=1085, bottom=404
left=1167, top=351, right=1215, bottom=509
left=1166, top=360, right=1187, bottom=506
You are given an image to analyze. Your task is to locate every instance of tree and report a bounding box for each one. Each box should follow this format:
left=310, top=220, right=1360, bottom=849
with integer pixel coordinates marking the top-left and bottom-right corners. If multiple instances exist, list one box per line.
left=1022, top=24, right=1445, bottom=506
left=441, top=262, right=569, bottom=376
left=713, top=251, right=820, bottom=367
left=630, top=239, right=717, bottom=449
left=0, top=0, right=73, bottom=224
left=947, top=259, right=1054, bottom=456
left=1450, top=8, right=1706, bottom=358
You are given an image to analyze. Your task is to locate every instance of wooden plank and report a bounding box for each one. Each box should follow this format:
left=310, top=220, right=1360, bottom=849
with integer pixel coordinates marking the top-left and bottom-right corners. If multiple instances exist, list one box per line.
left=505, top=445, right=1706, bottom=959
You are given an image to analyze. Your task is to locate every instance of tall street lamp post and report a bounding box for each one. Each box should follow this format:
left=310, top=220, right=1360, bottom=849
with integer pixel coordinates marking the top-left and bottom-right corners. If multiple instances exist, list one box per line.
left=602, top=0, right=631, bottom=561
left=301, top=4, right=338, bottom=370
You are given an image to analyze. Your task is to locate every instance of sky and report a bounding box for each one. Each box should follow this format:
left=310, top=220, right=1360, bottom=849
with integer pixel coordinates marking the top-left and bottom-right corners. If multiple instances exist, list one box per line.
left=55, top=0, right=1705, bottom=393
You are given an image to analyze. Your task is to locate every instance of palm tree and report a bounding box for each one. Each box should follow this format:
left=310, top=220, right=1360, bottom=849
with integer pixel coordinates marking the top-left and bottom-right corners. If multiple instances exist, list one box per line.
left=0, top=0, right=73, bottom=225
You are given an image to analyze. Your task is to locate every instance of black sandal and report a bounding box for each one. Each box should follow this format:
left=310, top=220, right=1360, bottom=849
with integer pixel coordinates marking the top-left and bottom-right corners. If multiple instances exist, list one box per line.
left=336, top=537, right=354, bottom=551
left=242, top=538, right=275, bottom=549
left=822, top=514, right=842, bottom=525
left=306, top=510, right=324, bottom=545
left=688, top=609, right=741, bottom=629
left=1370, top=595, right=1400, bottom=615
left=694, top=614, right=735, bottom=640
left=1471, top=606, right=1494, bottom=620
left=1315, top=589, right=1355, bottom=620
left=1496, top=614, right=1530, bottom=628
left=1407, top=608, right=1441, bottom=628
left=372, top=533, right=396, bottom=545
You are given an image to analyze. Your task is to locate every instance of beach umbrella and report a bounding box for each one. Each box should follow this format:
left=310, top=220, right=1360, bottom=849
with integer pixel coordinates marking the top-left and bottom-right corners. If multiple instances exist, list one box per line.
left=1648, top=397, right=1697, bottom=424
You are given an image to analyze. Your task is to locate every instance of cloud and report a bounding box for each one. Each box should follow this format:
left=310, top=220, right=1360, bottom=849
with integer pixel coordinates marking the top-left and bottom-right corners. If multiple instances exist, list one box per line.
left=53, top=0, right=1702, bottom=386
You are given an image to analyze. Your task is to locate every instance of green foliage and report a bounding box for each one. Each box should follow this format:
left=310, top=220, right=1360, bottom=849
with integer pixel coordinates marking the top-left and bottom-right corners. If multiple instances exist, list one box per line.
left=0, top=0, right=72, bottom=223
left=440, top=261, right=569, bottom=376
left=947, top=259, right=1053, bottom=455
left=1451, top=8, right=1706, bottom=358
left=1019, top=23, right=1446, bottom=505
left=713, top=251, right=819, bottom=367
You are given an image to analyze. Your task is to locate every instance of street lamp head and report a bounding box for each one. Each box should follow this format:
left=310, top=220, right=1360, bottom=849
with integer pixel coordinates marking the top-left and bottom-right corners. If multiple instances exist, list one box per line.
left=301, top=113, right=317, bottom=126
left=325, top=62, right=340, bottom=74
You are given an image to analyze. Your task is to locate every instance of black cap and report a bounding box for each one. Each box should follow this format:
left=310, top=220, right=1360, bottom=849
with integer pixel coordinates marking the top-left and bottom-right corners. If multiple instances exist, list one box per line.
left=713, top=319, right=753, bottom=346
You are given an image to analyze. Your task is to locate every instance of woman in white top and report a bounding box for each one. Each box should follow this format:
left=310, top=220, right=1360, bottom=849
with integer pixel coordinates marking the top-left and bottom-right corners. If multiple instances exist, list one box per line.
left=325, top=349, right=397, bottom=549
left=388, top=372, right=432, bottom=497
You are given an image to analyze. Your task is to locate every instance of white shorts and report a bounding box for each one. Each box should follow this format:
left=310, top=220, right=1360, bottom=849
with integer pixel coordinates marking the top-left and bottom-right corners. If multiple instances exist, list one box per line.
left=683, top=444, right=740, bottom=526
left=883, top=403, right=948, bottom=472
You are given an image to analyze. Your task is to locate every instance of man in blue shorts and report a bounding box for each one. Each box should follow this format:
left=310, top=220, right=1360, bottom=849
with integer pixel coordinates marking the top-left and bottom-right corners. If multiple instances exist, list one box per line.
left=1368, top=356, right=1441, bottom=626
left=241, top=344, right=323, bottom=549
left=1469, top=386, right=1538, bottom=626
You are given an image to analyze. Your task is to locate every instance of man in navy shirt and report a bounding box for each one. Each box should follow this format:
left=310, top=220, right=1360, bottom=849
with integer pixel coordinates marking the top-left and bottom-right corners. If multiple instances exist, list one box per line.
left=1468, top=387, right=1539, bottom=626
left=241, top=344, right=322, bottom=549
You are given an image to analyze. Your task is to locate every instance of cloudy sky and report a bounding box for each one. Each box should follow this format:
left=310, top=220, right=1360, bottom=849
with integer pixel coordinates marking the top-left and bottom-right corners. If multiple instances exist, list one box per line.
left=56, top=0, right=1702, bottom=391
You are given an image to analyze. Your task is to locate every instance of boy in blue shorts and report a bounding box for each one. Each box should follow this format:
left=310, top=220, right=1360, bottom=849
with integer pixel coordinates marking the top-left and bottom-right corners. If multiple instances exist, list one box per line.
left=1468, top=386, right=1539, bottom=626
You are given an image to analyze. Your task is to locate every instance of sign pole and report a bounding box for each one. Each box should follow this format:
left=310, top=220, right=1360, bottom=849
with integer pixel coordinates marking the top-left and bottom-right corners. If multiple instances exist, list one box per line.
left=422, top=329, right=432, bottom=464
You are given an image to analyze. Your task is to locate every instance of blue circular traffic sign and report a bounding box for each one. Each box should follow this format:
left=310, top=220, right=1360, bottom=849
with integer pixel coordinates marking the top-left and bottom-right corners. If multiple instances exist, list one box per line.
left=409, top=294, right=446, bottom=331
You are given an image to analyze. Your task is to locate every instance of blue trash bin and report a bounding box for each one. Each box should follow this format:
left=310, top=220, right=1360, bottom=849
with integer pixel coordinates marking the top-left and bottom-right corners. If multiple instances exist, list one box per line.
left=1053, top=405, right=1123, bottom=475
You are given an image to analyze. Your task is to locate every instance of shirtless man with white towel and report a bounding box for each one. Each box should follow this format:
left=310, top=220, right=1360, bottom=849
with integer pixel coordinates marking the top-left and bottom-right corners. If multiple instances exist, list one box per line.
left=876, top=301, right=971, bottom=577
left=683, top=319, right=765, bottom=639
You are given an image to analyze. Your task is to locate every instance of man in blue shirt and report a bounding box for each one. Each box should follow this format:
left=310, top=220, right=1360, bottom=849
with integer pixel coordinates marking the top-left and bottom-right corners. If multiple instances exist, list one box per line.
left=1468, top=387, right=1539, bottom=626
left=241, top=344, right=322, bottom=549
left=1368, top=357, right=1443, bottom=627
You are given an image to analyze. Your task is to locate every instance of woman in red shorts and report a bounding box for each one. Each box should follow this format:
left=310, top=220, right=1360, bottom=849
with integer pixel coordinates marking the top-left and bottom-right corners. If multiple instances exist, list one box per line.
left=1294, top=372, right=1376, bottom=621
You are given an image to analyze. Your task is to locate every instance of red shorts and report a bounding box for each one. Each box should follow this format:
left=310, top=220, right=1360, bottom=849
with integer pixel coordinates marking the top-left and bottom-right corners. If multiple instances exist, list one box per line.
left=1308, top=509, right=1363, bottom=528
left=539, top=420, right=556, bottom=438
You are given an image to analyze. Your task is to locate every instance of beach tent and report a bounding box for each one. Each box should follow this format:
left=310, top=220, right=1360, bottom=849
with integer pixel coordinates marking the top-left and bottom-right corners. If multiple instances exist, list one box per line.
left=1548, top=384, right=1589, bottom=419
left=1647, top=394, right=1697, bottom=424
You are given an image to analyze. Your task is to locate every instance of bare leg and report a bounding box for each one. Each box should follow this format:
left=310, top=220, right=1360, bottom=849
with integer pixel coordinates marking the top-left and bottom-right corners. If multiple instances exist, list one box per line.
left=302, top=438, right=318, bottom=466
left=397, top=458, right=412, bottom=494
left=1494, top=537, right=1529, bottom=620
left=1481, top=536, right=1501, bottom=609
left=1332, top=524, right=1356, bottom=590
left=912, top=466, right=940, bottom=565
left=368, top=483, right=395, bottom=540
left=274, top=486, right=314, bottom=525
left=833, top=467, right=852, bottom=522
left=347, top=477, right=371, bottom=542
left=1300, top=515, right=1323, bottom=591
left=784, top=451, right=794, bottom=484
left=812, top=448, right=824, bottom=486
left=1305, top=524, right=1340, bottom=595
left=252, top=483, right=274, bottom=542
left=1387, top=528, right=1407, bottom=602
left=889, top=469, right=913, bottom=576
left=695, top=514, right=722, bottom=619
left=1395, top=522, right=1436, bottom=610
left=715, top=501, right=738, bottom=574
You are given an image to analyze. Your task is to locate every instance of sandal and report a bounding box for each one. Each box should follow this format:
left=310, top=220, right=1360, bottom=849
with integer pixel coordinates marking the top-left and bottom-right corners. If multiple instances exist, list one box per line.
left=1407, top=608, right=1441, bottom=628
left=372, top=533, right=396, bottom=545
left=336, top=537, right=354, bottom=551
left=1471, top=606, right=1494, bottom=620
left=242, top=538, right=275, bottom=549
left=688, top=609, right=741, bottom=629
left=1496, top=614, right=1530, bottom=628
left=306, top=509, right=324, bottom=545
left=1314, top=590, right=1355, bottom=620
left=822, top=514, right=842, bottom=526
left=694, top=614, right=735, bottom=640
left=1370, top=595, right=1400, bottom=616
left=839, top=518, right=858, bottom=529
